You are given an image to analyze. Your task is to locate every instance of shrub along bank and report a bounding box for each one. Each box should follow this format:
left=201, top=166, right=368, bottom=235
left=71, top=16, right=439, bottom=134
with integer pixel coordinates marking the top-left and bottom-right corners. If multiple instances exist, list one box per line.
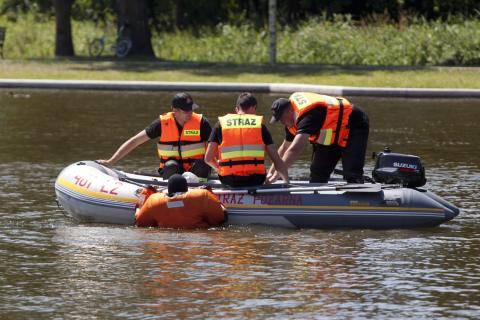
left=1, top=14, right=480, bottom=66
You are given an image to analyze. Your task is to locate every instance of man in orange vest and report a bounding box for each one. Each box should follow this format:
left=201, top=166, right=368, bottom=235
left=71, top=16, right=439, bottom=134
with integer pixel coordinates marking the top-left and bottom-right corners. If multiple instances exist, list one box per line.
left=98, top=92, right=212, bottom=180
left=267, top=92, right=369, bottom=183
left=135, top=174, right=225, bottom=229
left=204, top=92, right=289, bottom=187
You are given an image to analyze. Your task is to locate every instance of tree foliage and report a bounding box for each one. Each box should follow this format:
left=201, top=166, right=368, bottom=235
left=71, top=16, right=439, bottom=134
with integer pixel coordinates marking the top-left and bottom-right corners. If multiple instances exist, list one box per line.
left=1, top=0, right=479, bottom=27
left=1, top=0, right=478, bottom=59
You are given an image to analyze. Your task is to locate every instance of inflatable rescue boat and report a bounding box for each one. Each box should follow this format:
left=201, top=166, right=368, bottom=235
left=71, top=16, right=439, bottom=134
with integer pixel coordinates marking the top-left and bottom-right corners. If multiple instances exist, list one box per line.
left=55, top=150, right=460, bottom=229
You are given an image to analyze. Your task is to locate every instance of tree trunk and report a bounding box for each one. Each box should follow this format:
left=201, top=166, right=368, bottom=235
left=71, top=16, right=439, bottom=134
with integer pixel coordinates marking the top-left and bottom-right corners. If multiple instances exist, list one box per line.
left=268, top=0, right=277, bottom=65
left=53, top=0, right=75, bottom=57
left=116, top=0, right=155, bottom=57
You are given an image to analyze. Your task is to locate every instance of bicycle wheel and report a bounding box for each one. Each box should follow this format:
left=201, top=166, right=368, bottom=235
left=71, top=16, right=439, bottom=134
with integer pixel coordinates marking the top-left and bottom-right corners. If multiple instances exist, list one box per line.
left=88, top=38, right=104, bottom=57
left=115, top=39, right=132, bottom=58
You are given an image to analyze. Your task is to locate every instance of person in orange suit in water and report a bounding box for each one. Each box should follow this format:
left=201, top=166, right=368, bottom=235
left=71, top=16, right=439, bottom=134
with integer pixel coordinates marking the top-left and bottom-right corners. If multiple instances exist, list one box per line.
left=135, top=174, right=225, bottom=229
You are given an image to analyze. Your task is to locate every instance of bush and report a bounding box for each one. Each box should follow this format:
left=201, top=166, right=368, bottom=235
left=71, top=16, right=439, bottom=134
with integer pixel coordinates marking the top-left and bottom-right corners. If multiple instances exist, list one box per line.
left=1, top=12, right=479, bottom=66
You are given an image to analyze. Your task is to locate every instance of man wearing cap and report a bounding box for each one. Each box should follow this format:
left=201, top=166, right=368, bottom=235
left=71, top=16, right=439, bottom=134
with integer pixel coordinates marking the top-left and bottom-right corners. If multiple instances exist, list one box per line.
left=268, top=92, right=369, bottom=183
left=98, top=92, right=212, bottom=180
left=204, top=92, right=289, bottom=187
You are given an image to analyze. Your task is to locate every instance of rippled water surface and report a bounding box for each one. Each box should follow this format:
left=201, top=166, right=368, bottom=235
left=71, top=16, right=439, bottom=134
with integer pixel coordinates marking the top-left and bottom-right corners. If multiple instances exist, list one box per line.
left=0, top=90, right=479, bottom=319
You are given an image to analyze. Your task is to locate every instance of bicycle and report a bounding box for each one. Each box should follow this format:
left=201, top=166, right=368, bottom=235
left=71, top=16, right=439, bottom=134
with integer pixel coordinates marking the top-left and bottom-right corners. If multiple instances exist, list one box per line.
left=88, top=24, right=132, bottom=58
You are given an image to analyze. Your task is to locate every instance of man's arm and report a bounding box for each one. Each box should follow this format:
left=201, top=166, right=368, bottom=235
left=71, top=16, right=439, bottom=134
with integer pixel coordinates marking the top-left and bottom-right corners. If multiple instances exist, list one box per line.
left=281, top=133, right=310, bottom=168
left=265, top=144, right=289, bottom=183
left=97, top=130, right=150, bottom=167
left=267, top=134, right=309, bottom=183
left=277, top=139, right=292, bottom=158
left=200, top=117, right=212, bottom=141
left=203, top=190, right=225, bottom=226
left=204, top=142, right=219, bottom=171
left=267, top=139, right=291, bottom=177
left=135, top=194, right=161, bottom=227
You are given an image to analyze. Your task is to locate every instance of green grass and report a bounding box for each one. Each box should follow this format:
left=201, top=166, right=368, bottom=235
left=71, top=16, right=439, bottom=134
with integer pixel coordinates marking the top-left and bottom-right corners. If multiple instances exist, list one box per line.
left=1, top=59, right=480, bottom=89
left=2, top=13, right=480, bottom=65
left=118, top=17, right=476, bottom=66
left=155, top=16, right=480, bottom=66
left=1, top=13, right=480, bottom=88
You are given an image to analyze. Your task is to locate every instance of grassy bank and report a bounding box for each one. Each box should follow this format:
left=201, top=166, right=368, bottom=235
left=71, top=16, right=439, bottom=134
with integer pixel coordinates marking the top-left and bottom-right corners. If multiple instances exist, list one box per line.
left=159, top=17, right=480, bottom=66
left=1, top=59, right=480, bottom=89
left=1, top=14, right=480, bottom=66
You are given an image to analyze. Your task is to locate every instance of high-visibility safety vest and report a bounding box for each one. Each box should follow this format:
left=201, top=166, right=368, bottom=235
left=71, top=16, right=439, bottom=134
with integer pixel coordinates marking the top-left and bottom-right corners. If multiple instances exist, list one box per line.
left=135, top=189, right=225, bottom=229
left=218, top=114, right=266, bottom=177
left=157, top=112, right=206, bottom=171
left=288, top=92, right=353, bottom=148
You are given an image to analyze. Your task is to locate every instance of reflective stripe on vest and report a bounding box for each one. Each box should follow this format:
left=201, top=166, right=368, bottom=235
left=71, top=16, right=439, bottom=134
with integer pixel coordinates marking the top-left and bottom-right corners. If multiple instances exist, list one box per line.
left=180, top=142, right=206, bottom=158
left=218, top=114, right=265, bottom=177
left=219, top=144, right=265, bottom=160
left=157, top=144, right=180, bottom=158
left=288, top=92, right=352, bottom=147
left=157, top=112, right=205, bottom=170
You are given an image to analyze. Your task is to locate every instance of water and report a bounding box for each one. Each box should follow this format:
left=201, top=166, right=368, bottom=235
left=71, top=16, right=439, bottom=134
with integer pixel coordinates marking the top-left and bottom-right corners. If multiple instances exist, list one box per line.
left=0, top=90, right=479, bottom=319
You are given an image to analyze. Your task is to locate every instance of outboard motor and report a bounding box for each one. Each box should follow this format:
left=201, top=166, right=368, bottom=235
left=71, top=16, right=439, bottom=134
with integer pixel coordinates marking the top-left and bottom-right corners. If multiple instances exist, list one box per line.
left=372, top=147, right=426, bottom=188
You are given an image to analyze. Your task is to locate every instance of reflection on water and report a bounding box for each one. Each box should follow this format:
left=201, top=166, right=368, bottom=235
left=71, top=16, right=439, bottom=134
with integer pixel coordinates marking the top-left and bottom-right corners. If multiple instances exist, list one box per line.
left=0, top=90, right=479, bottom=319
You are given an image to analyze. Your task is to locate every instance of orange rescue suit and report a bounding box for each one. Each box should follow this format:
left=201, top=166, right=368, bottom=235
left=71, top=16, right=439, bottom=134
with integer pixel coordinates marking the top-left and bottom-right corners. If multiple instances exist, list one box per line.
left=288, top=92, right=353, bottom=148
left=135, top=189, right=225, bottom=229
left=218, top=114, right=266, bottom=177
left=157, top=112, right=206, bottom=171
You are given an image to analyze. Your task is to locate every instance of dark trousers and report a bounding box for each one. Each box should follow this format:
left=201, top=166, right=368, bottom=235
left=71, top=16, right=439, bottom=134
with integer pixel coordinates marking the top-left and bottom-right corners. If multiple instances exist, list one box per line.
left=310, top=127, right=369, bottom=183
left=219, top=174, right=266, bottom=188
left=160, top=159, right=211, bottom=179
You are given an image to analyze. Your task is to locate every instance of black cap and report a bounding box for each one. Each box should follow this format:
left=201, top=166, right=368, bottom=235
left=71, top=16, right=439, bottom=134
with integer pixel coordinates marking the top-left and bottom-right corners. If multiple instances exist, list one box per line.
left=171, top=92, right=199, bottom=111
left=168, top=174, right=188, bottom=196
left=269, top=98, right=291, bottom=124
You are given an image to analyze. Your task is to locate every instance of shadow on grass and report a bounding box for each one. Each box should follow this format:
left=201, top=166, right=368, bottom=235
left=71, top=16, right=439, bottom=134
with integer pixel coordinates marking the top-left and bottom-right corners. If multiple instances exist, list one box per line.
left=31, top=56, right=439, bottom=78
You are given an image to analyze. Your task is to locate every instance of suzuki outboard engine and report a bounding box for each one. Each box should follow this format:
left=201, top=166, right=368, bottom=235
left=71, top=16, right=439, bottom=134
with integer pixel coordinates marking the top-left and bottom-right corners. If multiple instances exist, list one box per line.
left=372, top=147, right=426, bottom=187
